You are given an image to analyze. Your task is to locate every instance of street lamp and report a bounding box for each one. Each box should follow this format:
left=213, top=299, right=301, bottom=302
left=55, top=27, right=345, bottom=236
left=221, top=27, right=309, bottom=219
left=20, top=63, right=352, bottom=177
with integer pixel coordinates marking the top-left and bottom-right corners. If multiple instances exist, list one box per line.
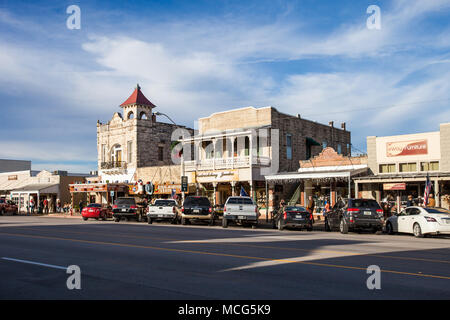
left=153, top=111, right=186, bottom=202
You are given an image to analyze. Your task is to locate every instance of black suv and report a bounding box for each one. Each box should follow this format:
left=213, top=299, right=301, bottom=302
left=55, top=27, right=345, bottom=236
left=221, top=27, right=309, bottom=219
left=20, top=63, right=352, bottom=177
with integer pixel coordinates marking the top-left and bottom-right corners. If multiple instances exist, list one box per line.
left=325, top=198, right=384, bottom=234
left=112, top=197, right=143, bottom=222
left=180, top=196, right=214, bottom=225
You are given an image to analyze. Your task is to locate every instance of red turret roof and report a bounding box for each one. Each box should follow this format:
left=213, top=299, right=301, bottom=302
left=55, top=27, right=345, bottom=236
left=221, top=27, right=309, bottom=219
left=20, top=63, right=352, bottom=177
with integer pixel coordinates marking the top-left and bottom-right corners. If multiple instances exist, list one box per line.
left=120, top=84, right=156, bottom=108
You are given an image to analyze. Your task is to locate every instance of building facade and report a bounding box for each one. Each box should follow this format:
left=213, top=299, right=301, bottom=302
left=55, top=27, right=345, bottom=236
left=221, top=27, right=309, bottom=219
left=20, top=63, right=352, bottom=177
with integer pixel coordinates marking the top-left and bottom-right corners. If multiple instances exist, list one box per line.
left=181, top=106, right=351, bottom=211
left=355, top=123, right=450, bottom=210
left=97, top=84, right=193, bottom=183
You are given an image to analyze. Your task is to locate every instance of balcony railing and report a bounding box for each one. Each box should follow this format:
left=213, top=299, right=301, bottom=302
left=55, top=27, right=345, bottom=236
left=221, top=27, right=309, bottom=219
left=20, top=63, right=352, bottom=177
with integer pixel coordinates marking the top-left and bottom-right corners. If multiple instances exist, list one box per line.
left=100, top=161, right=127, bottom=170
left=184, top=156, right=270, bottom=171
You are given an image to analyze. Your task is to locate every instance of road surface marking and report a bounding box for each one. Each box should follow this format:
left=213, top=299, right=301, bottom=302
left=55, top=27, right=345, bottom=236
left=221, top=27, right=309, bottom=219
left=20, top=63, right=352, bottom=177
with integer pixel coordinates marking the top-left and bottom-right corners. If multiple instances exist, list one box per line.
left=1, top=257, right=68, bottom=270
left=1, top=231, right=450, bottom=280
left=7, top=227, right=450, bottom=265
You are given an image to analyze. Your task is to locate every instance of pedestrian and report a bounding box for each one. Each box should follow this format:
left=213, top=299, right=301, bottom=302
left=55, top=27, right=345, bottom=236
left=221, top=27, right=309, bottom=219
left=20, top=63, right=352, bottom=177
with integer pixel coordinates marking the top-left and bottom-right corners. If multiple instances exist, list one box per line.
left=29, top=197, right=35, bottom=215
left=323, top=197, right=331, bottom=217
left=79, top=200, right=84, bottom=214
left=427, top=194, right=436, bottom=207
left=43, top=198, right=49, bottom=214
left=56, top=199, right=61, bottom=213
left=406, top=195, right=414, bottom=207
left=307, top=195, right=315, bottom=223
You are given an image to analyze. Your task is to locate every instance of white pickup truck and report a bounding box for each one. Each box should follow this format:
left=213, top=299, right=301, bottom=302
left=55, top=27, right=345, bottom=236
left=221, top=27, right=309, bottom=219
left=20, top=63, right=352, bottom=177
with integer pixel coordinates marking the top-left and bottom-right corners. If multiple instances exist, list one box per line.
left=147, top=199, right=179, bottom=224
left=222, top=196, right=259, bottom=228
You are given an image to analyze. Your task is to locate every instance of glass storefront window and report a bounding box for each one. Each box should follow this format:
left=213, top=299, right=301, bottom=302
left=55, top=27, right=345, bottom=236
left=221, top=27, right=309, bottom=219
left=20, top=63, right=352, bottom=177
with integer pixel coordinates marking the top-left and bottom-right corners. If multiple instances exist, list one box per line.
left=421, top=161, right=439, bottom=171
left=379, top=164, right=396, bottom=173
left=399, top=162, right=417, bottom=172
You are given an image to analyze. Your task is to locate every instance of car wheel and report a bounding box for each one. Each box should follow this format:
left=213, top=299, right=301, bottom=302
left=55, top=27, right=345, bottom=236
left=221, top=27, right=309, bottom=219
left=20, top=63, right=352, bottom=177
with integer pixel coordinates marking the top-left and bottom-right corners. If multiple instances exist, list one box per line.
left=0, top=209, right=4, bottom=216
left=277, top=219, right=284, bottom=231
left=386, top=222, right=394, bottom=235
left=340, top=219, right=348, bottom=234
left=252, top=222, right=258, bottom=229
left=82, top=217, right=88, bottom=221
left=147, top=218, right=153, bottom=224
left=222, top=218, right=228, bottom=228
left=413, top=223, right=424, bottom=238
left=114, top=217, right=120, bottom=222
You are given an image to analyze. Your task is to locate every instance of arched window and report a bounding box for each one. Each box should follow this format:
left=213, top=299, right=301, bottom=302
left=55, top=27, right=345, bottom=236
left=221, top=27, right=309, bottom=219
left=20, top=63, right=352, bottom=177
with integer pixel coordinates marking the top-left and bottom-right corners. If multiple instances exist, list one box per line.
left=127, top=111, right=134, bottom=120
left=139, top=112, right=148, bottom=120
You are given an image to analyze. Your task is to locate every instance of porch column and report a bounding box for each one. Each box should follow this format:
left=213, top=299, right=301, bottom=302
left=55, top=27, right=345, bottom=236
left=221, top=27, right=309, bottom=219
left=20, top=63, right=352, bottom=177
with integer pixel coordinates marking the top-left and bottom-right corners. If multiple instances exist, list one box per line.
left=213, top=182, right=217, bottom=206
left=355, top=181, right=359, bottom=199
left=231, top=181, right=236, bottom=196
left=435, top=179, right=440, bottom=207
left=249, top=181, right=254, bottom=201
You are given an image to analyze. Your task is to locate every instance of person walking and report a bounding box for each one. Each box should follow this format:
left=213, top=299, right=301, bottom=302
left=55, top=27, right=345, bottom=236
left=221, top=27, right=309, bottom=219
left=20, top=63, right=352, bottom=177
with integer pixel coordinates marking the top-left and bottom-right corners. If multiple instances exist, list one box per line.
left=79, top=200, right=84, bottom=214
left=56, top=199, right=61, bottom=213
left=43, top=198, right=49, bottom=214
left=29, top=197, right=35, bottom=215
left=306, top=195, right=315, bottom=223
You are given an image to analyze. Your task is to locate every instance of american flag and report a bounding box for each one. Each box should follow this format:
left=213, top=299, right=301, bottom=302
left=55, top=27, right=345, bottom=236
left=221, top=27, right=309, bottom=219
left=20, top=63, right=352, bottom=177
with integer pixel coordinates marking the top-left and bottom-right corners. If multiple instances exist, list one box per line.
left=424, top=173, right=433, bottom=206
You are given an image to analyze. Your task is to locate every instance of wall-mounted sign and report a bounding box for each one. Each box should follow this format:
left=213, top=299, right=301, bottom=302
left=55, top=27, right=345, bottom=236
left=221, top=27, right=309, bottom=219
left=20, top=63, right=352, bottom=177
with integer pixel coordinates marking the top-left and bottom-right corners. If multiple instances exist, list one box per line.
left=383, top=183, right=406, bottom=191
left=8, top=175, right=18, bottom=181
left=386, top=140, right=428, bottom=157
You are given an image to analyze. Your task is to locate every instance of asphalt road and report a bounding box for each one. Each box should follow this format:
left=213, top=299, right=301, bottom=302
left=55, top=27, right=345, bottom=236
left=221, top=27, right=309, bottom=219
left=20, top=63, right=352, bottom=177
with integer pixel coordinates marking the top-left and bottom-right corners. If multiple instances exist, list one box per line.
left=1, top=215, right=450, bottom=300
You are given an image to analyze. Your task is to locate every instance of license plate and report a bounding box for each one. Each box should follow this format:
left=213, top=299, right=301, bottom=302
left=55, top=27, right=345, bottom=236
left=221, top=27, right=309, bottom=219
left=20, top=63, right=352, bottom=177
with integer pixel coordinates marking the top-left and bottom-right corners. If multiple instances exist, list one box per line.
left=364, top=211, right=372, bottom=215
left=193, top=209, right=200, bottom=213
left=296, top=215, right=304, bottom=219
left=158, top=214, right=163, bottom=218
left=238, top=216, right=245, bottom=220
left=122, top=209, right=126, bottom=212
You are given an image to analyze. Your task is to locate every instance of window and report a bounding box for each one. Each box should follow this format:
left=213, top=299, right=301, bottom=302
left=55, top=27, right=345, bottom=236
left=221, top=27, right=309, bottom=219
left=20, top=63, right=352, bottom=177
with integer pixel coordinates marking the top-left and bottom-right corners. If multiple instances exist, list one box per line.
left=127, top=141, right=132, bottom=163
left=379, top=164, right=396, bottom=173
left=286, top=134, right=292, bottom=160
left=421, top=161, right=439, bottom=172
left=337, top=143, right=342, bottom=154
left=158, top=146, right=164, bottom=161
left=323, top=141, right=327, bottom=149
left=399, top=162, right=417, bottom=172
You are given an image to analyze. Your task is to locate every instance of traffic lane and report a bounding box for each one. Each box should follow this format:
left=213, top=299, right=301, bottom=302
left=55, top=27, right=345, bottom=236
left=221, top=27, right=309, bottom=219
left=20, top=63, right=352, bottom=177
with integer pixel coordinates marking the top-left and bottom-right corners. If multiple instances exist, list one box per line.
left=2, top=224, right=450, bottom=280
left=1, top=227, right=450, bottom=287
left=1, top=234, right=449, bottom=300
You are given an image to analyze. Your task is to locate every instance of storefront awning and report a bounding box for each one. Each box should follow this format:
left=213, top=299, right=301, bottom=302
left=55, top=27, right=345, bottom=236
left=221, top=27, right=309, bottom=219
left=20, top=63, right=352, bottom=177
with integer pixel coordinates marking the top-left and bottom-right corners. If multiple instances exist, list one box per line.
left=306, top=137, right=321, bottom=146
left=11, top=184, right=59, bottom=194
left=265, top=165, right=368, bottom=183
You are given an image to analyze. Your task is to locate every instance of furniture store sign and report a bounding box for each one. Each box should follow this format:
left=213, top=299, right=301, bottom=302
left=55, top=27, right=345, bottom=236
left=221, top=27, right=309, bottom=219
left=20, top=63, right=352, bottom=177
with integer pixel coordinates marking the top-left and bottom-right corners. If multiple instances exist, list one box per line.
left=386, top=139, right=428, bottom=157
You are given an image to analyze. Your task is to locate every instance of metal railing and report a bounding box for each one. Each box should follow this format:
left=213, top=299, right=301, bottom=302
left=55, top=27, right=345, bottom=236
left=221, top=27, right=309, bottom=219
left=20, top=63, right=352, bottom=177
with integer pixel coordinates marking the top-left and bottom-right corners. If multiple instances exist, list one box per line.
left=100, top=161, right=127, bottom=170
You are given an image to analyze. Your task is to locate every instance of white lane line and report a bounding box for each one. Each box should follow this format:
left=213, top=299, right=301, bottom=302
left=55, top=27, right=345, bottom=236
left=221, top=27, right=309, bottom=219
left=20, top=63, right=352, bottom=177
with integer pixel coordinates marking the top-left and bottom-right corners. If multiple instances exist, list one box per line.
left=1, top=257, right=68, bottom=271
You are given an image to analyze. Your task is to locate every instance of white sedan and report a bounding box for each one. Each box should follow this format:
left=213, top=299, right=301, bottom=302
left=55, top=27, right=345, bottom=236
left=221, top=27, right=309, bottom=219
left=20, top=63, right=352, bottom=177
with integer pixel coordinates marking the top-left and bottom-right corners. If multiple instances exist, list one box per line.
left=386, top=206, right=450, bottom=237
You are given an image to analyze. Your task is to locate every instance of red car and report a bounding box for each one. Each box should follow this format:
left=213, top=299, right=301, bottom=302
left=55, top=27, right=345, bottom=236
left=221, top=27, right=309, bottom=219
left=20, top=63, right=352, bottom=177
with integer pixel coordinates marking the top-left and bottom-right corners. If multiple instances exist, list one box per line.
left=82, top=203, right=112, bottom=221
left=0, top=198, right=18, bottom=215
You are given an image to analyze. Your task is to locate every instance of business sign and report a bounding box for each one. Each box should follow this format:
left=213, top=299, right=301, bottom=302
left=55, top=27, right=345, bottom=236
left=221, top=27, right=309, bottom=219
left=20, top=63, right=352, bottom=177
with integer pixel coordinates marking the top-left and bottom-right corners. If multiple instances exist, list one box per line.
left=386, top=140, right=428, bottom=157
left=383, top=183, right=406, bottom=191
left=8, top=175, right=18, bottom=181
left=181, top=176, right=188, bottom=192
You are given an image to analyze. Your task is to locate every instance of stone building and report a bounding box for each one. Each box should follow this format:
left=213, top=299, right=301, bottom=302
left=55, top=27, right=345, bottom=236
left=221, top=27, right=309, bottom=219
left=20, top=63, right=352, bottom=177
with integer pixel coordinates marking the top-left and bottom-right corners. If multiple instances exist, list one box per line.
left=181, top=106, right=351, bottom=213
left=97, top=84, right=193, bottom=183
left=354, top=122, right=450, bottom=210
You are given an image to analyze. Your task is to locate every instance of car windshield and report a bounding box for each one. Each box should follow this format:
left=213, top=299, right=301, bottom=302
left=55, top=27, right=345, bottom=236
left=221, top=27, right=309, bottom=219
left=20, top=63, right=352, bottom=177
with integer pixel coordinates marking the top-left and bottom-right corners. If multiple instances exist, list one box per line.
left=351, top=199, right=380, bottom=209
left=184, top=197, right=211, bottom=206
left=226, top=197, right=254, bottom=205
left=424, top=208, right=450, bottom=214
left=115, top=198, right=136, bottom=205
left=87, top=203, right=101, bottom=208
left=154, top=200, right=176, bottom=206
left=285, top=206, right=307, bottom=212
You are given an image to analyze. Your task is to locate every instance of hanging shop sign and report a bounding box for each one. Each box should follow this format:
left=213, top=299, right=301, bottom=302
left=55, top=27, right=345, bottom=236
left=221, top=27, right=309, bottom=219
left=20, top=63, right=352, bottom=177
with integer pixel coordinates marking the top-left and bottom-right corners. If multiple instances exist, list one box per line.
left=383, top=183, right=406, bottom=191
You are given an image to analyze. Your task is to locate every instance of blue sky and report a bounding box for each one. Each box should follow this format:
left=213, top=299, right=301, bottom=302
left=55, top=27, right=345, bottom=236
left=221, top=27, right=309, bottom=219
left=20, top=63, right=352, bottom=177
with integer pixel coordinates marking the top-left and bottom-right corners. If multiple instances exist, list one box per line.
left=0, top=0, right=449, bottom=173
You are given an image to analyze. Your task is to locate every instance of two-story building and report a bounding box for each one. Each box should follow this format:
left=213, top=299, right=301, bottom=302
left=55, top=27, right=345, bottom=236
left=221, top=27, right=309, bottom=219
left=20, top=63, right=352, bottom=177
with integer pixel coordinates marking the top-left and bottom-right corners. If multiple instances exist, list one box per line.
left=354, top=122, right=450, bottom=210
left=181, top=106, right=351, bottom=212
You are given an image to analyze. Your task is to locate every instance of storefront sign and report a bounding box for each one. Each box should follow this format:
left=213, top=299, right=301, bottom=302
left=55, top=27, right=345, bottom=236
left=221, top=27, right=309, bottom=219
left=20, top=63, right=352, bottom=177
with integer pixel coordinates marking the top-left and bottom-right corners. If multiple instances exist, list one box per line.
left=386, top=140, right=428, bottom=157
left=153, top=184, right=183, bottom=195
left=383, top=183, right=406, bottom=191
left=70, top=184, right=108, bottom=192
left=8, top=175, right=18, bottom=181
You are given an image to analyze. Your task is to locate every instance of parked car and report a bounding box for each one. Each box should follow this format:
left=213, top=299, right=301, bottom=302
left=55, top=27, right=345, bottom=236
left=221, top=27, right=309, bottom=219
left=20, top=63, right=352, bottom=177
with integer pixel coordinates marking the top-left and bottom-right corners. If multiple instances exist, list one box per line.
left=81, top=203, right=112, bottom=221
left=112, top=197, right=144, bottom=222
left=0, top=198, right=18, bottom=215
left=147, top=199, right=179, bottom=224
left=325, top=198, right=384, bottom=234
left=273, top=206, right=312, bottom=231
left=222, top=196, right=258, bottom=228
left=180, top=196, right=214, bottom=225
left=385, top=206, right=450, bottom=237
